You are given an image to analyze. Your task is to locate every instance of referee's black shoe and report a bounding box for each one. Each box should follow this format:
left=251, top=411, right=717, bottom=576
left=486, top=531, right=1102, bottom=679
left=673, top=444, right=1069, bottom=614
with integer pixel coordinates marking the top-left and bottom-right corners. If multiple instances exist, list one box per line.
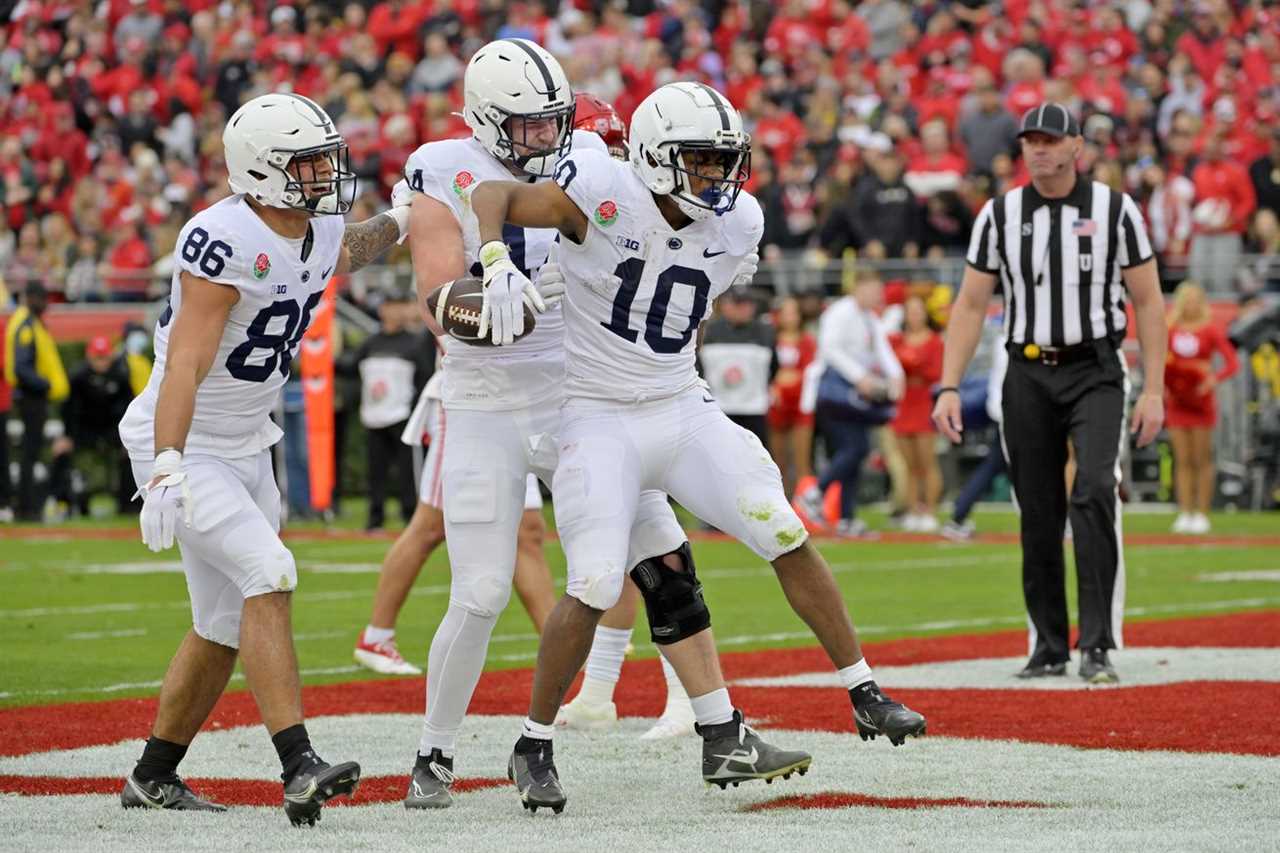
left=1079, top=649, right=1120, bottom=684
left=850, top=682, right=927, bottom=746
left=1015, top=658, right=1068, bottom=679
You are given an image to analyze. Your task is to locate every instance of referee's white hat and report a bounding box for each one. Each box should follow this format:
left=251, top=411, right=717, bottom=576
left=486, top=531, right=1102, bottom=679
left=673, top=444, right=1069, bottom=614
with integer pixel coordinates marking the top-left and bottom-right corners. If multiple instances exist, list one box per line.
left=1017, top=103, right=1081, bottom=139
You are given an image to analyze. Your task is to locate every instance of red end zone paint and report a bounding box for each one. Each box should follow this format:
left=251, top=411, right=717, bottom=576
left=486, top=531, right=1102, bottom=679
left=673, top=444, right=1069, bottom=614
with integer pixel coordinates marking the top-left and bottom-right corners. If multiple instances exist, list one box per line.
left=745, top=791, right=1053, bottom=812
left=2, top=612, right=1276, bottom=759
left=0, top=774, right=507, bottom=806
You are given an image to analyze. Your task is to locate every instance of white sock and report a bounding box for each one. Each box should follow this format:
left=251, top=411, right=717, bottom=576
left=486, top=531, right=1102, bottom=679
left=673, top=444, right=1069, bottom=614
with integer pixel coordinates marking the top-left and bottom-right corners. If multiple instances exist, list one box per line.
left=363, top=625, right=394, bottom=645
left=522, top=717, right=556, bottom=742
left=583, top=626, right=632, bottom=687
left=419, top=604, right=498, bottom=756
left=837, top=658, right=874, bottom=690
left=689, top=687, right=734, bottom=726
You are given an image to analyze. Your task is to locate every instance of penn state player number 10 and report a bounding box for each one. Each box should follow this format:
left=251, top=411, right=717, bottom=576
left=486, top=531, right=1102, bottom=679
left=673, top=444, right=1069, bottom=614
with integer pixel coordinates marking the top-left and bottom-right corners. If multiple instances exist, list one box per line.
left=600, top=260, right=711, bottom=355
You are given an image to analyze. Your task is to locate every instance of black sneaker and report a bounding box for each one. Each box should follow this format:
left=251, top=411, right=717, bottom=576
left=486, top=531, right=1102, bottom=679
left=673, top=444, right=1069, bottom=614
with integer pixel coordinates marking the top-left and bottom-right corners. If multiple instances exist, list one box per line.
left=1079, top=648, right=1119, bottom=684
left=1015, top=659, right=1068, bottom=679
left=851, top=683, right=927, bottom=746
left=507, top=737, right=565, bottom=815
left=120, top=773, right=227, bottom=812
left=404, top=749, right=455, bottom=809
left=283, top=754, right=361, bottom=827
left=697, top=710, right=811, bottom=789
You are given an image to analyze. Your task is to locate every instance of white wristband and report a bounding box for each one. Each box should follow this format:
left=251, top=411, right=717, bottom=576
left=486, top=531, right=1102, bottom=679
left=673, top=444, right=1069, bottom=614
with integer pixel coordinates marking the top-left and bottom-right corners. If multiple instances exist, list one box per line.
left=479, top=240, right=510, bottom=268
left=153, top=449, right=183, bottom=477
left=387, top=206, right=411, bottom=243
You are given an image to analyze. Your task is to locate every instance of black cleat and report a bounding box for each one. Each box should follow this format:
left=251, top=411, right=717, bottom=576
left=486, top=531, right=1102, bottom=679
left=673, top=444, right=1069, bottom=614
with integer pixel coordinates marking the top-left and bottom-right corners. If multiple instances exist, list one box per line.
left=508, top=736, right=565, bottom=815
left=1079, top=648, right=1119, bottom=684
left=120, top=773, right=227, bottom=812
left=1015, top=659, right=1069, bottom=679
left=851, top=683, right=927, bottom=746
left=698, top=710, right=812, bottom=789
left=404, top=749, right=455, bottom=809
left=283, top=755, right=361, bottom=827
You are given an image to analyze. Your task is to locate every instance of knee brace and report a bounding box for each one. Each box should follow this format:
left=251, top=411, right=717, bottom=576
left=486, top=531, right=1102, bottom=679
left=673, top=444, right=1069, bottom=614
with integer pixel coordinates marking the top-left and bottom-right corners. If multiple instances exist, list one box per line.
left=628, top=542, right=710, bottom=645
left=452, top=572, right=513, bottom=619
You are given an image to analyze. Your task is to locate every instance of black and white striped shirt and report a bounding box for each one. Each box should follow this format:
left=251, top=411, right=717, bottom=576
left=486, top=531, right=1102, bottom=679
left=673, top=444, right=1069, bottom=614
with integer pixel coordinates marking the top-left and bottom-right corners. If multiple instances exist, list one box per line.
left=966, top=179, right=1154, bottom=347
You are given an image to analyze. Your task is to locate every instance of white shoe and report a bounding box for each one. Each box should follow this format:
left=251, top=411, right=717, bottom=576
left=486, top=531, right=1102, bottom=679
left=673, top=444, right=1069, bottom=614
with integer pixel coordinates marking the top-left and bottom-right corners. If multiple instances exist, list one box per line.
left=0, top=507, right=13, bottom=524
left=940, top=519, right=975, bottom=541
left=353, top=636, right=422, bottom=675
left=915, top=514, right=939, bottom=533
left=1172, top=513, right=1191, bottom=534
left=640, top=697, right=696, bottom=740
left=555, top=693, right=618, bottom=730
left=1063, top=520, right=1073, bottom=541
left=901, top=513, right=922, bottom=532
left=1189, top=513, right=1211, bottom=535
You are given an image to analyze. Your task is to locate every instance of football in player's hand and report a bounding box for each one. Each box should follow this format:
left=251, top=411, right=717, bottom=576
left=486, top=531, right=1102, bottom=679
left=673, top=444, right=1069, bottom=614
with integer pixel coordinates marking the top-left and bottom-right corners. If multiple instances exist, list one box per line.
left=425, top=277, right=536, bottom=346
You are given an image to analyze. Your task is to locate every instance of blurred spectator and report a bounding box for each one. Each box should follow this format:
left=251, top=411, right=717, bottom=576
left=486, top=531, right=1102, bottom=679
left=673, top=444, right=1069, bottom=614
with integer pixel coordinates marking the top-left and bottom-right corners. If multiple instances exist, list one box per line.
left=410, top=32, right=464, bottom=94
left=794, top=272, right=903, bottom=538
left=821, top=143, right=919, bottom=259
left=1142, top=163, right=1195, bottom=267
left=941, top=337, right=1009, bottom=542
left=769, top=296, right=817, bottom=497
left=3, top=283, right=68, bottom=521
left=103, top=218, right=153, bottom=301
left=1248, top=127, right=1280, bottom=217
left=959, top=81, right=1018, bottom=175
left=1190, top=130, right=1258, bottom=291
left=1165, top=282, right=1240, bottom=535
left=0, top=325, right=11, bottom=523
left=888, top=295, right=943, bottom=532
left=700, top=286, right=777, bottom=449
left=355, top=291, right=433, bottom=531
left=64, top=236, right=106, bottom=302
left=50, top=335, right=136, bottom=517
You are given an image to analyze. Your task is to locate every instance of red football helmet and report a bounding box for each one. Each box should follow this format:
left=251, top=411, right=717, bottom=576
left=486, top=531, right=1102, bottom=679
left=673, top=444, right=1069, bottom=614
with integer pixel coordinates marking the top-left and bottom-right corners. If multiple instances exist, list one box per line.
left=573, top=92, right=627, bottom=159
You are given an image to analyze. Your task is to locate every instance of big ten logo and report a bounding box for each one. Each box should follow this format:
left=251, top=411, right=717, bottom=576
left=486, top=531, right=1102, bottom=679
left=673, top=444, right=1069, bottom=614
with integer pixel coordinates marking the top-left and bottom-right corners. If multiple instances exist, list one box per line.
left=274, top=284, right=288, bottom=295
left=614, top=235, right=640, bottom=252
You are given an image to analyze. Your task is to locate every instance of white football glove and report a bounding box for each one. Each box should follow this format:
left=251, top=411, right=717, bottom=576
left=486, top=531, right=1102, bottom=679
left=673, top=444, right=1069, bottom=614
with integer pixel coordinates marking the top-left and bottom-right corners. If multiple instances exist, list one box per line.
left=137, top=449, right=194, bottom=552
left=389, top=179, right=414, bottom=244
left=534, top=242, right=566, bottom=309
left=478, top=240, right=545, bottom=345
left=731, top=250, right=759, bottom=288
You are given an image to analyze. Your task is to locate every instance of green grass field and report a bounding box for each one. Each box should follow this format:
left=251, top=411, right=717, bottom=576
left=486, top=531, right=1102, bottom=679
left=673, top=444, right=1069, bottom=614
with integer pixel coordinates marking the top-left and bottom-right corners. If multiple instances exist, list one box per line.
left=3, top=505, right=1278, bottom=708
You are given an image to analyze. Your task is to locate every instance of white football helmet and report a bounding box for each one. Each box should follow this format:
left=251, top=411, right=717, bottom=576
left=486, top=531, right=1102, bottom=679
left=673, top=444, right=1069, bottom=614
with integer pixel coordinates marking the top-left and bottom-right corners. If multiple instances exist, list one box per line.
left=463, top=39, right=575, bottom=177
left=629, top=82, right=751, bottom=222
left=224, top=92, right=356, bottom=215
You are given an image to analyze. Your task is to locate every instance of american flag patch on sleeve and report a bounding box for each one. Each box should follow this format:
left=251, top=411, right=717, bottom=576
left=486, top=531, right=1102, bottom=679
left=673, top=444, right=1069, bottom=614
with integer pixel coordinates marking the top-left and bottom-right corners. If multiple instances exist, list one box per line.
left=1072, top=219, right=1097, bottom=236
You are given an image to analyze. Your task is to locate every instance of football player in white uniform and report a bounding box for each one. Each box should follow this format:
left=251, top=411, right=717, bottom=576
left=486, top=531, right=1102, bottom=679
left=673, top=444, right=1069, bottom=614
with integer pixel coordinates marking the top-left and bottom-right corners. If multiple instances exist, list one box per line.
left=472, top=82, right=928, bottom=813
left=115, top=93, right=408, bottom=826
left=395, top=40, right=692, bottom=810
left=351, top=333, right=556, bottom=678
left=554, top=93, right=698, bottom=739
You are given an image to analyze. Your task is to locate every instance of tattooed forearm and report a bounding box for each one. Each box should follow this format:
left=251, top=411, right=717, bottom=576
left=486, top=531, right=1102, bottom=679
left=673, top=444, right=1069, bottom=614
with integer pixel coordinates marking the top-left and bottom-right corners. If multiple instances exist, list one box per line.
left=343, top=212, right=400, bottom=272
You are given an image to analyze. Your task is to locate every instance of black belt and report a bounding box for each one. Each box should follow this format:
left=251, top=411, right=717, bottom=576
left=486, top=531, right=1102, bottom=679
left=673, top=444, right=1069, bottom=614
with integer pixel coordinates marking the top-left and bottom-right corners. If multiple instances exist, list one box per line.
left=1008, top=341, right=1104, bottom=367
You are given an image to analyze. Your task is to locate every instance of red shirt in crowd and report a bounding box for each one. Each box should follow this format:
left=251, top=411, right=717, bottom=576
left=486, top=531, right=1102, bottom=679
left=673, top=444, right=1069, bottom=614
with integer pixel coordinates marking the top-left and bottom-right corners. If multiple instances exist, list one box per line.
left=768, top=331, right=816, bottom=429
left=105, top=235, right=152, bottom=296
left=368, top=1, right=428, bottom=59
left=1176, top=30, right=1228, bottom=81
left=1190, top=159, right=1257, bottom=234
left=1165, top=322, right=1239, bottom=428
left=888, top=330, right=943, bottom=436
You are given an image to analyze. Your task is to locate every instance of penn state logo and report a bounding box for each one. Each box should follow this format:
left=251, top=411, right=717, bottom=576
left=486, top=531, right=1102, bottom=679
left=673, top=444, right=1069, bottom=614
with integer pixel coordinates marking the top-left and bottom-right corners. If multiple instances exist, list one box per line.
left=301, top=270, right=311, bottom=283
left=667, top=237, right=683, bottom=250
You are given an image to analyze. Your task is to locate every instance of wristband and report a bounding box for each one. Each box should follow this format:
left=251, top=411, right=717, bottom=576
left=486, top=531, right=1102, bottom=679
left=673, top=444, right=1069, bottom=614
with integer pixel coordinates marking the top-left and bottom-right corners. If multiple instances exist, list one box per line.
left=386, top=206, right=411, bottom=242
left=478, top=240, right=509, bottom=268
left=935, top=386, right=960, bottom=398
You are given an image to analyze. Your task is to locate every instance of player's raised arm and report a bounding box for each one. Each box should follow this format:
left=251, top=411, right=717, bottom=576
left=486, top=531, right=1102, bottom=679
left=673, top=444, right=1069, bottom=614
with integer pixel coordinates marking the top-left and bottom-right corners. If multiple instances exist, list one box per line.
left=334, top=186, right=412, bottom=275
left=471, top=177, right=588, bottom=245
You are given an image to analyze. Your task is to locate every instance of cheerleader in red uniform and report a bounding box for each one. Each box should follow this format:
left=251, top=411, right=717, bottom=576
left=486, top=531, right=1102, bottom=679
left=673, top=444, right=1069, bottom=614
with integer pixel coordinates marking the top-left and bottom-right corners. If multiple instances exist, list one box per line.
left=768, top=297, right=817, bottom=496
left=1165, top=282, right=1239, bottom=534
left=889, top=296, right=945, bottom=532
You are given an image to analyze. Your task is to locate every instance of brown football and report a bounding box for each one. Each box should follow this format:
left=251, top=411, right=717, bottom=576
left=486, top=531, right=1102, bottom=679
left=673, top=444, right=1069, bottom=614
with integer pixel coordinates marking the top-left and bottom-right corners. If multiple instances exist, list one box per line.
left=424, top=277, right=536, bottom=347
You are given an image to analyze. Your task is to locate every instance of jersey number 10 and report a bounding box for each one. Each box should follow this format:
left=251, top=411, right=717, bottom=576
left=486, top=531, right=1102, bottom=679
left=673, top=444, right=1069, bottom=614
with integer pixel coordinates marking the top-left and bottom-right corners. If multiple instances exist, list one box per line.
left=601, top=259, right=710, bottom=355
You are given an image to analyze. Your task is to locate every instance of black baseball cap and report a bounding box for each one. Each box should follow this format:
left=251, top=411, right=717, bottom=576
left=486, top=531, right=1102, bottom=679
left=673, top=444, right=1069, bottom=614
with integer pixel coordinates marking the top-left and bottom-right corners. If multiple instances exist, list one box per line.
left=1018, top=103, right=1081, bottom=139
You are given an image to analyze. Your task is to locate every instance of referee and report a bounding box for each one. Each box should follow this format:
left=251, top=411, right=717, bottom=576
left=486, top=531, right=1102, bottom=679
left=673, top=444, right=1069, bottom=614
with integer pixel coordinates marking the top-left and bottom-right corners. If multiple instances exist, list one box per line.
left=931, top=103, right=1167, bottom=684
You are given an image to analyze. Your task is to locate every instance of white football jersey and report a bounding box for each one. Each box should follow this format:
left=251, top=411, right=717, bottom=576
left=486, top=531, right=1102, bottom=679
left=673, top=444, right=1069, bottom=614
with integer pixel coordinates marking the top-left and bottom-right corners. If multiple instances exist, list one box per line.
left=552, top=147, right=764, bottom=403
left=403, top=129, right=607, bottom=411
left=119, top=195, right=343, bottom=459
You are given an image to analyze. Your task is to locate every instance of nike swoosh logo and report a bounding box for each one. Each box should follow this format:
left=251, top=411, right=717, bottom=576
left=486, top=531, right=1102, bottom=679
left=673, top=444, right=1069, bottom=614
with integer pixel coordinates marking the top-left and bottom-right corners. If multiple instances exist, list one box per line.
left=702, top=395, right=716, bottom=404
left=703, top=248, right=726, bottom=258
left=713, top=746, right=759, bottom=765
left=285, top=779, right=318, bottom=803
left=128, top=777, right=167, bottom=808
left=322, top=267, right=333, bottom=279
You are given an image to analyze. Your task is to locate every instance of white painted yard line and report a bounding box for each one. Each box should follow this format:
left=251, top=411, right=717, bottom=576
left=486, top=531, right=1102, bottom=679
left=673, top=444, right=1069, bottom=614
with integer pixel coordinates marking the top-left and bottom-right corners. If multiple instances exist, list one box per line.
left=5, top=665, right=363, bottom=700
left=65, top=628, right=147, bottom=641
left=294, top=630, right=349, bottom=641
left=1197, top=570, right=1280, bottom=583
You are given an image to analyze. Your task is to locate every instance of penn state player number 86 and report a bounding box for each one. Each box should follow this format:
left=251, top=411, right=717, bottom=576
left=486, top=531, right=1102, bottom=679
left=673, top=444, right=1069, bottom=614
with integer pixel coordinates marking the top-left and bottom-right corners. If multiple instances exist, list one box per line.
left=601, top=260, right=710, bottom=354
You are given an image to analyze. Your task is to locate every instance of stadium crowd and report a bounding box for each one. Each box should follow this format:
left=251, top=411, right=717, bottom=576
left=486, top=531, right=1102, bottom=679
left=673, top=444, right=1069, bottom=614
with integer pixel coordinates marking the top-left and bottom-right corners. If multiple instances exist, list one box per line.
left=3, top=0, right=1280, bottom=303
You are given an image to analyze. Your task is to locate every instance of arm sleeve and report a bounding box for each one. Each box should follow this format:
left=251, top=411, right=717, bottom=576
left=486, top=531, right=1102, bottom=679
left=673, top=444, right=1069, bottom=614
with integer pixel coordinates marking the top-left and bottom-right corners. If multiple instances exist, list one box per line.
left=817, top=304, right=868, bottom=385
left=553, top=147, right=617, bottom=228
left=403, top=145, right=456, bottom=211
left=965, top=199, right=1000, bottom=273
left=1116, top=193, right=1155, bottom=269
left=1214, top=325, right=1240, bottom=382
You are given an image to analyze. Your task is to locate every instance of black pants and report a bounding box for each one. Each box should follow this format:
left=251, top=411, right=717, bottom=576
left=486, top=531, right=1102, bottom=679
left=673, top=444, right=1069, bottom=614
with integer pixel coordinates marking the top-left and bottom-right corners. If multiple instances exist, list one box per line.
left=366, top=420, right=415, bottom=528
left=16, top=397, right=47, bottom=520
left=50, top=436, right=136, bottom=515
left=0, top=408, right=11, bottom=510
left=1002, top=342, right=1127, bottom=662
left=816, top=414, right=872, bottom=520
